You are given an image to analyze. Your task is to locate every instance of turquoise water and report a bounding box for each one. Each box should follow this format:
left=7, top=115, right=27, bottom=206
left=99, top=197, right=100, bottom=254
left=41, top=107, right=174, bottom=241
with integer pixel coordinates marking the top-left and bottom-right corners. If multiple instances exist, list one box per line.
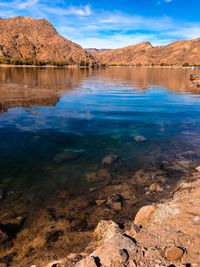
left=0, top=67, right=200, bottom=195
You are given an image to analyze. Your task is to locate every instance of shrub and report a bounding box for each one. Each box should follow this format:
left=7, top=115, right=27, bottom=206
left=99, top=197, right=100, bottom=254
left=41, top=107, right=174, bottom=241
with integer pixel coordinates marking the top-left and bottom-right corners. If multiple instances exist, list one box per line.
left=11, top=58, right=23, bottom=65
left=182, top=62, right=190, bottom=67
left=52, top=61, right=68, bottom=67
left=0, top=57, right=11, bottom=64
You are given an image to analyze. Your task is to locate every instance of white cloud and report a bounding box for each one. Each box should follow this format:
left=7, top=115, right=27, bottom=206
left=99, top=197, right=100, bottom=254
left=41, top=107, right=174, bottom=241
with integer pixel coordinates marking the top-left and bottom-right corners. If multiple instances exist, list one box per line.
left=67, top=5, right=91, bottom=16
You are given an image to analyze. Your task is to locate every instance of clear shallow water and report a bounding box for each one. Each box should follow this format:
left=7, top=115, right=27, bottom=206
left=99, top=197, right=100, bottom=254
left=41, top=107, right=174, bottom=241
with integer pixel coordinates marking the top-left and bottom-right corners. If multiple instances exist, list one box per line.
left=0, top=67, right=200, bottom=196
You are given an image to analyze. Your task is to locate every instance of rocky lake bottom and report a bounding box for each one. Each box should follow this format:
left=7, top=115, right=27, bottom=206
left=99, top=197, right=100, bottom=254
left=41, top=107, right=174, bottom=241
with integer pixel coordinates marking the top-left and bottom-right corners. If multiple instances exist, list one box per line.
left=0, top=67, right=200, bottom=266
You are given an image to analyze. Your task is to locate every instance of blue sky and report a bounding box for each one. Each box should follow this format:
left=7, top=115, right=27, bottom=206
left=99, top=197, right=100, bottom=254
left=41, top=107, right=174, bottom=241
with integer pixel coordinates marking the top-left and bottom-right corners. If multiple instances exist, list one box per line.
left=0, top=0, right=200, bottom=48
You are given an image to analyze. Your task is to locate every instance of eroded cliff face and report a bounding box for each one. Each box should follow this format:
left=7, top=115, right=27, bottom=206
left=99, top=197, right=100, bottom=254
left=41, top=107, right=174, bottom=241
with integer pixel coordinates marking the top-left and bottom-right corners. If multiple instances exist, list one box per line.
left=0, top=16, right=95, bottom=64
left=97, top=38, right=200, bottom=65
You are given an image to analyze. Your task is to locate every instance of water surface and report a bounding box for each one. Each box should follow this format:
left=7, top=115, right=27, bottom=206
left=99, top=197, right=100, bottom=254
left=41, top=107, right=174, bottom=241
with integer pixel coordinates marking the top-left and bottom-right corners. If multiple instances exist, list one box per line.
left=0, top=67, right=200, bottom=198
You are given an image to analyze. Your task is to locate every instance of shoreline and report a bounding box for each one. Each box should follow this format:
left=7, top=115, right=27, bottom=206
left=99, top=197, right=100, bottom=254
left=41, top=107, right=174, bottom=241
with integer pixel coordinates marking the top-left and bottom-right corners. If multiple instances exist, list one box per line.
left=0, top=64, right=199, bottom=70
left=44, top=167, right=200, bottom=267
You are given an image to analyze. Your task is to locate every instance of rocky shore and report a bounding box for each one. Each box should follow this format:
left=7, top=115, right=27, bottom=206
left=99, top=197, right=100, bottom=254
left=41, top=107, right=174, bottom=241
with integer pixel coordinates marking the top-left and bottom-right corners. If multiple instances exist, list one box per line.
left=43, top=168, right=200, bottom=267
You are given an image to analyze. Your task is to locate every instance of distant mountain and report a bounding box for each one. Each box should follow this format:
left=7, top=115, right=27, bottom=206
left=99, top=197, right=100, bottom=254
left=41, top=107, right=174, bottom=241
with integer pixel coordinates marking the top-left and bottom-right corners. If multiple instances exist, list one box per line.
left=85, top=48, right=111, bottom=54
left=97, top=39, right=200, bottom=66
left=0, top=16, right=95, bottom=64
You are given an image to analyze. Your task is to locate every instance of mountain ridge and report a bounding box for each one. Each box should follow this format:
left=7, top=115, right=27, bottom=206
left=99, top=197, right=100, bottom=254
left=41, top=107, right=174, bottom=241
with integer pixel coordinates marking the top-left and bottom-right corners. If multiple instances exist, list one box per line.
left=0, top=16, right=95, bottom=65
left=97, top=38, right=200, bottom=66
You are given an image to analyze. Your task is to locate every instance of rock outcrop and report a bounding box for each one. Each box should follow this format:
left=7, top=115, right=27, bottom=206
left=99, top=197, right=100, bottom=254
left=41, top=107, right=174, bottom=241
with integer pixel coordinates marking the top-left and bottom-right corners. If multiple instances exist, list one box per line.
left=0, top=16, right=95, bottom=64
left=97, top=38, right=200, bottom=66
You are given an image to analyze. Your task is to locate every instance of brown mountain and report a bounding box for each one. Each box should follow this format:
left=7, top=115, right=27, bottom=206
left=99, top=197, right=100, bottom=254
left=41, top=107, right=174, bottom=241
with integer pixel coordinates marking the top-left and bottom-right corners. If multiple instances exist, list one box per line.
left=0, top=16, right=95, bottom=64
left=97, top=39, right=200, bottom=66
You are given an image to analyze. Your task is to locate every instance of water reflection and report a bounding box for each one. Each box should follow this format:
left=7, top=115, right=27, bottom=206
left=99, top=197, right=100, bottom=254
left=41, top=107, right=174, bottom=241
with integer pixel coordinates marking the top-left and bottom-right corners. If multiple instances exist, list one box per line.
left=0, top=67, right=91, bottom=109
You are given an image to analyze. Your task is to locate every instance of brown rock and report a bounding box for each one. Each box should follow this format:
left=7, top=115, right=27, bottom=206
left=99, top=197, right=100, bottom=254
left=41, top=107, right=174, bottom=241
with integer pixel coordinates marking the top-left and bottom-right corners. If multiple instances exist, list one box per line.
left=134, top=205, right=156, bottom=225
left=196, top=166, right=200, bottom=172
left=124, top=222, right=140, bottom=237
left=106, top=193, right=123, bottom=210
left=95, top=199, right=106, bottom=206
left=165, top=246, right=185, bottom=261
left=86, top=169, right=111, bottom=183
left=76, top=233, right=137, bottom=267
left=149, top=182, right=164, bottom=192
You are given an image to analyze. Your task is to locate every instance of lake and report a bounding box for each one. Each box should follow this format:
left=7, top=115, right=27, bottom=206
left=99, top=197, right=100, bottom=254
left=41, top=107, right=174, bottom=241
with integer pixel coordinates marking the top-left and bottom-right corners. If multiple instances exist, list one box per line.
left=0, top=66, right=200, bottom=265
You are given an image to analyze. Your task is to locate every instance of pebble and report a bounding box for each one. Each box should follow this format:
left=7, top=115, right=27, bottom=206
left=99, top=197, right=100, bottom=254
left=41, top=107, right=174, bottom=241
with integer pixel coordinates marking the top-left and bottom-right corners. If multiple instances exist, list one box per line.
left=95, top=199, right=106, bottom=206
left=149, top=182, right=164, bottom=192
left=165, top=246, right=184, bottom=261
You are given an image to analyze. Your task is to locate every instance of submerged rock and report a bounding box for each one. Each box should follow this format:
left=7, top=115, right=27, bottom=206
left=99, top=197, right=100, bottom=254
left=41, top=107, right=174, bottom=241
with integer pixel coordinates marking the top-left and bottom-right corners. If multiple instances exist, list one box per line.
left=86, top=169, right=111, bottom=183
left=106, top=193, right=123, bottom=210
left=0, top=229, right=8, bottom=245
left=102, top=155, right=123, bottom=167
left=149, top=182, right=164, bottom=193
left=54, top=151, right=80, bottom=164
left=134, top=135, right=147, bottom=142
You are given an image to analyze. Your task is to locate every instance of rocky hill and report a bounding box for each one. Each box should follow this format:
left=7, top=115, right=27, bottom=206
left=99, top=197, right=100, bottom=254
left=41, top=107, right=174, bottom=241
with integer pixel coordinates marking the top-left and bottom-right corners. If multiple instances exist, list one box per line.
left=0, top=16, right=95, bottom=64
left=97, top=38, right=200, bottom=66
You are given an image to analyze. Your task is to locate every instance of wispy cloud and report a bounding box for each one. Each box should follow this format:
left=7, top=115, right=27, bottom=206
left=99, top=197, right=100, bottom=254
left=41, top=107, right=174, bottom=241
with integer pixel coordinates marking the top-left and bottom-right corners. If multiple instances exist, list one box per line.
left=16, top=0, right=39, bottom=9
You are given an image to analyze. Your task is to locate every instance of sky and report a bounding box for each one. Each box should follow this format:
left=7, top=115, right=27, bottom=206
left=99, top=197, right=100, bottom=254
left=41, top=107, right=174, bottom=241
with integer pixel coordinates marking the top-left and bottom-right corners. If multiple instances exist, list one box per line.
left=0, top=0, right=200, bottom=49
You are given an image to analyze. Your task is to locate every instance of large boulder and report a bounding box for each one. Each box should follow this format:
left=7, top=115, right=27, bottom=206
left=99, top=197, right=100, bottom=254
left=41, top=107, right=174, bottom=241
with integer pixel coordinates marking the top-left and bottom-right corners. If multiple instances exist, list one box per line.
left=75, top=233, right=137, bottom=267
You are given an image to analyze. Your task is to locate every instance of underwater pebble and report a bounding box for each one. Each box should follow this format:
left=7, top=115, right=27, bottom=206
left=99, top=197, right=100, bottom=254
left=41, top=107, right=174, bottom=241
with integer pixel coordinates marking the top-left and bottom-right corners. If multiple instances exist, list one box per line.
left=134, top=135, right=147, bottom=142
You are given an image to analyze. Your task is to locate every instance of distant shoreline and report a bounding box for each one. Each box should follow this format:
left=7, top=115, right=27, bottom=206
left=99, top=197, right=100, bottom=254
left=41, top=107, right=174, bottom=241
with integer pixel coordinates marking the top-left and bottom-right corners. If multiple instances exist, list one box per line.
left=0, top=64, right=199, bottom=70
